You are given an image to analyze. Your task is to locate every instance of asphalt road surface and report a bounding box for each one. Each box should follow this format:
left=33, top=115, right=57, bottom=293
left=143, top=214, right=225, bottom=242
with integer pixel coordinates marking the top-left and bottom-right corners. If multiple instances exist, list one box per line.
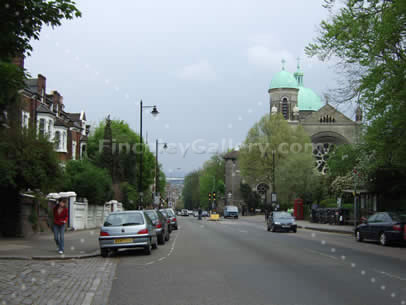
left=109, top=216, right=406, bottom=305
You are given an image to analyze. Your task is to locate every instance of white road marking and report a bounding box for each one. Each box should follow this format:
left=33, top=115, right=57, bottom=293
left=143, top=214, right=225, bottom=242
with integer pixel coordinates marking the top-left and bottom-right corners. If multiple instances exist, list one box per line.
left=145, top=261, right=155, bottom=265
left=373, top=270, right=406, bottom=281
left=304, top=248, right=338, bottom=260
left=158, top=257, right=165, bottom=261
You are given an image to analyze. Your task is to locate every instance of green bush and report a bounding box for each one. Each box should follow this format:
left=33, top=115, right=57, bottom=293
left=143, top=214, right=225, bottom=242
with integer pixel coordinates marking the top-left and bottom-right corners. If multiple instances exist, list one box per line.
left=63, top=160, right=113, bottom=205
left=319, top=198, right=337, bottom=208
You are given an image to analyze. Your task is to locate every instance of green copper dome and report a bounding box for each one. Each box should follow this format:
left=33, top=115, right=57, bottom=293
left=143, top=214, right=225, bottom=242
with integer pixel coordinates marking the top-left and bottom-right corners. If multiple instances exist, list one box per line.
left=269, top=70, right=298, bottom=90
left=298, top=86, right=322, bottom=111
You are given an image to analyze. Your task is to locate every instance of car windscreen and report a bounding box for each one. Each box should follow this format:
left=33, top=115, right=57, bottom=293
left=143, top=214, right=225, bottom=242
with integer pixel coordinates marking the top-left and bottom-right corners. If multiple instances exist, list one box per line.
left=104, top=213, right=144, bottom=226
left=159, top=210, right=168, bottom=216
left=226, top=206, right=238, bottom=212
left=166, top=209, right=175, bottom=216
left=145, top=211, right=158, bottom=220
left=273, top=212, right=293, bottom=219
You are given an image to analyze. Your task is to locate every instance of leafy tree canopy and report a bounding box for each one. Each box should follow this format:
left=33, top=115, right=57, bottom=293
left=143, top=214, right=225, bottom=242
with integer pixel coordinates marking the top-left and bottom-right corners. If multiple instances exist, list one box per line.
left=306, top=0, right=406, bottom=177
left=63, top=160, right=113, bottom=205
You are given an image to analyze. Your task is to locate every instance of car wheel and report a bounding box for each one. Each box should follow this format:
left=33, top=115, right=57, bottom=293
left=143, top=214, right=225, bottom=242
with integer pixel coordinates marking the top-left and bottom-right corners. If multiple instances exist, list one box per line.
left=271, top=225, right=275, bottom=232
left=166, top=231, right=170, bottom=241
left=158, top=233, right=165, bottom=245
left=355, top=230, right=363, bottom=242
left=144, top=241, right=152, bottom=255
left=292, top=228, right=297, bottom=233
left=174, top=225, right=178, bottom=230
left=267, top=225, right=270, bottom=232
left=379, top=232, right=388, bottom=246
left=100, top=248, right=108, bottom=258
left=152, top=237, right=158, bottom=249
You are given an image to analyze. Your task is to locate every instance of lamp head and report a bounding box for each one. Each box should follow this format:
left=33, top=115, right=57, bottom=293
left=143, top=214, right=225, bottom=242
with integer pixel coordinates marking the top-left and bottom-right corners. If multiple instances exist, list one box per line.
left=151, top=106, right=159, bottom=117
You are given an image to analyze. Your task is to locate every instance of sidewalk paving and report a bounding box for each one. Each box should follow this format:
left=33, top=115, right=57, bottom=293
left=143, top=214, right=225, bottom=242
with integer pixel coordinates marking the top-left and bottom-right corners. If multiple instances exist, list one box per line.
left=0, top=229, right=100, bottom=260
left=240, top=215, right=354, bottom=235
left=295, top=220, right=354, bottom=235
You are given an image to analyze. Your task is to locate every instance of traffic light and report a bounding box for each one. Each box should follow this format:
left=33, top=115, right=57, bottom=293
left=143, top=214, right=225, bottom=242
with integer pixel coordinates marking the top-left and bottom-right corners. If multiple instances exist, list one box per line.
left=213, top=192, right=216, bottom=201
left=208, top=192, right=211, bottom=201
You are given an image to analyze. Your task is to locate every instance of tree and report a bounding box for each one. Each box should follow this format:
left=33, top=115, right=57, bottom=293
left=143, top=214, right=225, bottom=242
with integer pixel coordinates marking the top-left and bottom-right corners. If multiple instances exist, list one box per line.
left=0, top=127, right=63, bottom=236
left=239, top=114, right=315, bottom=206
left=306, top=0, right=406, bottom=189
left=87, top=119, right=157, bottom=203
left=0, top=0, right=81, bottom=113
left=99, top=116, right=114, bottom=179
left=63, top=160, right=113, bottom=206
left=182, top=170, right=200, bottom=210
left=240, top=183, right=261, bottom=212
left=198, top=154, right=225, bottom=210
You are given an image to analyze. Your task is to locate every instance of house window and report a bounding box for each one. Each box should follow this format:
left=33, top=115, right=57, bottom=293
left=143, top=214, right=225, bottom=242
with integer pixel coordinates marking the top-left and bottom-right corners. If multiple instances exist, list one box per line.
left=39, top=119, right=45, bottom=136
left=47, top=120, right=52, bottom=135
left=282, top=98, right=289, bottom=120
left=62, top=131, right=66, bottom=151
left=54, top=131, right=61, bottom=150
left=21, top=111, right=30, bottom=128
left=72, top=141, right=77, bottom=160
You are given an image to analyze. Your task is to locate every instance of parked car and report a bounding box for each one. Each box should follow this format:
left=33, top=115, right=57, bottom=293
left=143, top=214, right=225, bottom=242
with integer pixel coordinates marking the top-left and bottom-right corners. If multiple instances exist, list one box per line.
left=223, top=205, right=239, bottom=219
left=193, top=211, right=199, bottom=217
left=267, top=211, right=297, bottom=233
left=164, top=208, right=178, bottom=230
left=202, top=211, right=209, bottom=217
left=144, top=210, right=170, bottom=245
left=99, top=211, right=158, bottom=257
left=158, top=209, right=172, bottom=233
left=355, top=212, right=406, bottom=246
left=181, top=209, right=189, bottom=216
left=188, top=210, right=193, bottom=216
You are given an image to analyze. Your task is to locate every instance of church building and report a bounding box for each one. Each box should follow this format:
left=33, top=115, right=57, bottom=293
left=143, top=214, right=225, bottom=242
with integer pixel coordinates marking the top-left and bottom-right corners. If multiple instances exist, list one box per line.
left=224, top=59, right=361, bottom=208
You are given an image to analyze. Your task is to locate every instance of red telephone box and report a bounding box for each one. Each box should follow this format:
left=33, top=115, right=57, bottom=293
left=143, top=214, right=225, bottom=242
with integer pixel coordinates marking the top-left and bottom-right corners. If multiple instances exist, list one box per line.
left=294, top=198, right=304, bottom=220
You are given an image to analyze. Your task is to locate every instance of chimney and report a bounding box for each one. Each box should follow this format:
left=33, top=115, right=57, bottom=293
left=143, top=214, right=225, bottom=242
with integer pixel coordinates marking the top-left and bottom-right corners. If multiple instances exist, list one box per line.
left=52, top=91, right=62, bottom=115
left=37, top=74, right=46, bottom=100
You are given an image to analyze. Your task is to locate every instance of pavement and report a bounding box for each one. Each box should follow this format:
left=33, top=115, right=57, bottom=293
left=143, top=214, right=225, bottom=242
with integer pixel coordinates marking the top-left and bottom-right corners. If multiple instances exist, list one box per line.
left=0, top=229, right=100, bottom=260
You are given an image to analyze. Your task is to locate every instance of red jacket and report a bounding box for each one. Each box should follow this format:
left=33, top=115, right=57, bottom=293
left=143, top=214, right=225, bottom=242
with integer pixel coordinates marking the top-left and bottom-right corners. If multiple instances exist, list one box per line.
left=54, top=205, right=68, bottom=225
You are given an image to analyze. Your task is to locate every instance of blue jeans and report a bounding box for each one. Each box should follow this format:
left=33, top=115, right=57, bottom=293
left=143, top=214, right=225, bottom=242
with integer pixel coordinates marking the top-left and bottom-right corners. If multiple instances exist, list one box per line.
left=54, top=224, right=65, bottom=251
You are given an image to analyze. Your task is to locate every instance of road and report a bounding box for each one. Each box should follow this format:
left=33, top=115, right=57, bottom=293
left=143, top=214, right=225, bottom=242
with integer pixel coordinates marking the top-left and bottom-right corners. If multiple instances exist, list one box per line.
left=109, top=216, right=406, bottom=305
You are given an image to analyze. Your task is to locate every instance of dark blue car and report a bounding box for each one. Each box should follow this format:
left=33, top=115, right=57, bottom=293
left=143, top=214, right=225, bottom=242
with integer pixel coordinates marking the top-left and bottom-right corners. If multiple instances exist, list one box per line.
left=355, top=212, right=406, bottom=246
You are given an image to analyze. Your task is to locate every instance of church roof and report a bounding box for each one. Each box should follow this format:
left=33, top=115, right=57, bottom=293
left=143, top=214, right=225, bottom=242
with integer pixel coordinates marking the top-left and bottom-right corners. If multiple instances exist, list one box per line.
left=298, top=86, right=322, bottom=111
left=269, top=70, right=298, bottom=90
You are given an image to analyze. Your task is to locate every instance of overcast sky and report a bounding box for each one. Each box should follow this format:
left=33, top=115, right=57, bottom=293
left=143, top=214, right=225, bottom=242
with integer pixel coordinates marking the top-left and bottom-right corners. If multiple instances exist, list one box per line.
left=26, top=0, right=353, bottom=177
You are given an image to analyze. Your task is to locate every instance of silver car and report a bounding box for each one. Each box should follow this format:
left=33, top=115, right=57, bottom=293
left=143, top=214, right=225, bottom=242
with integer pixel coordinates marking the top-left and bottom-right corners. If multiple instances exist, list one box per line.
left=99, top=211, right=158, bottom=257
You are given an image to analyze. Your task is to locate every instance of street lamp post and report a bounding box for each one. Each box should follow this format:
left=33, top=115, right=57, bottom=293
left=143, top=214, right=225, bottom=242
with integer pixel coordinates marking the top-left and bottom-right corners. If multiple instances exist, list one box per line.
left=139, top=100, right=159, bottom=207
left=155, top=139, right=167, bottom=207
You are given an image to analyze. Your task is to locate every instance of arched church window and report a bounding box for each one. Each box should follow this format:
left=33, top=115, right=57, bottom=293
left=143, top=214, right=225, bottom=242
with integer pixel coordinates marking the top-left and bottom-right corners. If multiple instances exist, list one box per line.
left=282, top=98, right=289, bottom=120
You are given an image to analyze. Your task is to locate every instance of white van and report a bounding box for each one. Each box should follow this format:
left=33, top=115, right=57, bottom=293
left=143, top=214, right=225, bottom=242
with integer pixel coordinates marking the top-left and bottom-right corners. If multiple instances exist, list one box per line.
left=223, top=205, right=239, bottom=219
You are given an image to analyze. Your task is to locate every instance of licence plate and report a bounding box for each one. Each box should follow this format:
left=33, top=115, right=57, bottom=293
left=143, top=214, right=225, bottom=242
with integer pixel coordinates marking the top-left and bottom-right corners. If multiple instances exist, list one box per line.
left=114, top=238, right=133, bottom=244
left=282, top=225, right=290, bottom=228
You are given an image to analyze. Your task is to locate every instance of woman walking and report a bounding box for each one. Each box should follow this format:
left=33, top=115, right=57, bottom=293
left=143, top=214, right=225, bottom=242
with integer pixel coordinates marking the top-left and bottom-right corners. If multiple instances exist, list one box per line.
left=53, top=198, right=68, bottom=254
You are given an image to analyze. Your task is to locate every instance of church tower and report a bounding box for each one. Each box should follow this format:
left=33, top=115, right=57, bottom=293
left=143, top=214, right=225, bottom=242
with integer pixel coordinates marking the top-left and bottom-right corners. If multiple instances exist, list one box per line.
left=268, top=59, right=299, bottom=121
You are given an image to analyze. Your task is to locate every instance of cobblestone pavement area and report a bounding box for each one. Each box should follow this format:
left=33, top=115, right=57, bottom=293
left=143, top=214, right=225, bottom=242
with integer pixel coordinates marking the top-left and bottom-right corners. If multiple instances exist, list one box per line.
left=0, top=258, right=117, bottom=305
